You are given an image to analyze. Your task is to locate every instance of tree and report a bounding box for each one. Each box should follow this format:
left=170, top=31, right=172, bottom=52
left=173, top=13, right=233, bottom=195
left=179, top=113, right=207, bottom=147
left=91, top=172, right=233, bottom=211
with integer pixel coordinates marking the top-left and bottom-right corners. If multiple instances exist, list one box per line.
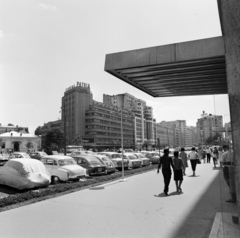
left=35, top=126, right=42, bottom=136
left=44, top=128, right=64, bottom=152
left=205, top=132, right=222, bottom=145
left=8, top=123, right=14, bottom=126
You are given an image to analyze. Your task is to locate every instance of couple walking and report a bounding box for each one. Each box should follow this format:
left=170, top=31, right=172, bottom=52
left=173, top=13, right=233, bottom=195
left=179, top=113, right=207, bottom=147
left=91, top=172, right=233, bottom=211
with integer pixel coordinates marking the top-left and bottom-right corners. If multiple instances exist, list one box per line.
left=157, top=148, right=185, bottom=196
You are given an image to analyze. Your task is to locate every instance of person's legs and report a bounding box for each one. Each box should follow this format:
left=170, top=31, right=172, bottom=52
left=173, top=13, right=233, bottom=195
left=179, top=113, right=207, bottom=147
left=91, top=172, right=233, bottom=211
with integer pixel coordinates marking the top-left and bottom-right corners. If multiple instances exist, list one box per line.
left=190, top=160, right=197, bottom=175
left=179, top=180, right=183, bottom=191
left=175, top=180, right=178, bottom=191
left=213, top=157, right=216, bottom=167
left=162, top=169, right=171, bottom=195
left=207, top=153, right=210, bottom=163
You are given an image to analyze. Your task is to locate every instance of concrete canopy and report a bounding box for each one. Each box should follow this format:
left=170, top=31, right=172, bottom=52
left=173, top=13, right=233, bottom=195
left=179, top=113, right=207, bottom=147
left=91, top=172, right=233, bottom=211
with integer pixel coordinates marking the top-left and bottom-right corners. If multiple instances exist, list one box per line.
left=105, top=36, right=227, bottom=97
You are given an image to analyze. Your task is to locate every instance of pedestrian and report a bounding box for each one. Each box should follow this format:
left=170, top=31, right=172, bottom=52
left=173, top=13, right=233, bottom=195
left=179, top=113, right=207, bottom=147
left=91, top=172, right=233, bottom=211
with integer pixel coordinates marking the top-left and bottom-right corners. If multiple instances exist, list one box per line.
left=206, top=147, right=211, bottom=163
left=221, top=145, right=236, bottom=203
left=179, top=147, right=188, bottom=175
left=212, top=147, right=218, bottom=168
left=197, top=147, right=203, bottom=163
left=188, top=147, right=199, bottom=176
left=157, top=148, right=174, bottom=196
left=218, top=147, right=223, bottom=168
left=172, top=151, right=184, bottom=192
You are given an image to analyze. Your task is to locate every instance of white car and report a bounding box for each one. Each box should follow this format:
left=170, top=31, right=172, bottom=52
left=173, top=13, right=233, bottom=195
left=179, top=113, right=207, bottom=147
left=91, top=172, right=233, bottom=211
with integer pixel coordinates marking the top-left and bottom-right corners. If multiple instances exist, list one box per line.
left=97, top=152, right=129, bottom=170
left=123, top=153, right=142, bottom=169
left=133, top=153, right=151, bottom=166
left=10, top=152, right=31, bottom=159
left=41, top=155, right=87, bottom=183
left=0, top=159, right=51, bottom=190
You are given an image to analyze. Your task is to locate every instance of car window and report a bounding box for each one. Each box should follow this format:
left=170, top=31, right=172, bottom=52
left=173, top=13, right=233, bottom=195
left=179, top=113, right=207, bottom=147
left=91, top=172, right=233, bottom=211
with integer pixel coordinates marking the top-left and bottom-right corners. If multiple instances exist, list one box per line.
left=46, top=159, right=54, bottom=165
left=112, top=154, right=121, bottom=159
left=58, top=158, right=76, bottom=166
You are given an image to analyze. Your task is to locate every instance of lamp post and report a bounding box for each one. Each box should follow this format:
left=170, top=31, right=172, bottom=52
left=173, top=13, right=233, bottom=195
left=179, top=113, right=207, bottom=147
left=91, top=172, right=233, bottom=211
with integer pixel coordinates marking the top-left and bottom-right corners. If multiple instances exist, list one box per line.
left=60, top=103, right=67, bottom=156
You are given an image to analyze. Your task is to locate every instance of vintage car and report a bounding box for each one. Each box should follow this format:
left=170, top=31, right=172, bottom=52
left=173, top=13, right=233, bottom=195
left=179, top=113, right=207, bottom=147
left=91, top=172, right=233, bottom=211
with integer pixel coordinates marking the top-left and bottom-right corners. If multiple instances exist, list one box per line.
left=0, top=159, right=51, bottom=190
left=70, top=151, right=87, bottom=157
left=133, top=153, right=151, bottom=166
left=41, top=155, right=87, bottom=183
left=141, top=151, right=160, bottom=164
left=123, top=153, right=142, bottom=169
left=10, top=152, right=32, bottom=159
left=29, top=151, right=48, bottom=160
left=92, top=154, right=116, bottom=174
left=71, top=155, right=107, bottom=176
left=0, top=154, right=9, bottom=166
left=97, top=152, right=129, bottom=170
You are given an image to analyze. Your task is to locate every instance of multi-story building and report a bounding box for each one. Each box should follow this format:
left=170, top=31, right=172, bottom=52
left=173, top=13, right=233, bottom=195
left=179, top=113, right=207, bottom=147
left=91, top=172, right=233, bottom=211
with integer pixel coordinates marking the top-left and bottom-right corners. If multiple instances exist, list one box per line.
left=158, top=120, right=187, bottom=147
left=84, top=101, right=135, bottom=150
left=0, top=124, right=29, bottom=134
left=156, top=123, right=175, bottom=148
left=103, top=93, right=156, bottom=148
left=41, top=120, right=62, bottom=136
left=61, top=82, right=93, bottom=143
left=186, top=127, right=197, bottom=146
left=196, top=111, right=223, bottom=144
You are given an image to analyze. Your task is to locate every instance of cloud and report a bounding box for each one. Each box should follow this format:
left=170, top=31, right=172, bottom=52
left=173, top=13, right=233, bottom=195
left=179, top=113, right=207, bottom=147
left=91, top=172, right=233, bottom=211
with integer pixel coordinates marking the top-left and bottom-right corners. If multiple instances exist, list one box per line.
left=39, top=3, right=57, bottom=11
left=0, top=30, right=5, bottom=39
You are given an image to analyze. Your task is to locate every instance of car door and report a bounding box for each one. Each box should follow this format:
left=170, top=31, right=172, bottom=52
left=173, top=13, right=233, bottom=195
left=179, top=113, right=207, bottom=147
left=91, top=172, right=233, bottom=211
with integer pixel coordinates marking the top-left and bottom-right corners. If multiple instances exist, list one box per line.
left=45, top=158, right=56, bottom=175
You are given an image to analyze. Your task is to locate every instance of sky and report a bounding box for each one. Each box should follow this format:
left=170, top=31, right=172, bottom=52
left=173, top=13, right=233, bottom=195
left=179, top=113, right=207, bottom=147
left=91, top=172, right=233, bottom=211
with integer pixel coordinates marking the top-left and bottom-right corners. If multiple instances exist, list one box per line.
left=0, top=0, right=230, bottom=134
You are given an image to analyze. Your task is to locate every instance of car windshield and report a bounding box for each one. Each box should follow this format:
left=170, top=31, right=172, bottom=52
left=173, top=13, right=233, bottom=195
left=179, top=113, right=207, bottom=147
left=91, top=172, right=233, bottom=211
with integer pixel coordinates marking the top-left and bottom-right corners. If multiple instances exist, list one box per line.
left=87, top=157, right=102, bottom=163
left=39, top=152, right=47, bottom=156
left=111, top=154, right=122, bottom=159
left=135, top=154, right=145, bottom=158
left=125, top=155, right=137, bottom=160
left=58, top=158, right=76, bottom=166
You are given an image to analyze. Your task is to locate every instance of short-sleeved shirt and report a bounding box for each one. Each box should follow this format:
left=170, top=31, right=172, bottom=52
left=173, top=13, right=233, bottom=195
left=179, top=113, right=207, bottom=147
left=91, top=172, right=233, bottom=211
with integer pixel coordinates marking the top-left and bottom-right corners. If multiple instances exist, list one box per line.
left=188, top=151, right=198, bottom=160
left=173, top=157, right=184, bottom=170
left=158, top=155, right=174, bottom=170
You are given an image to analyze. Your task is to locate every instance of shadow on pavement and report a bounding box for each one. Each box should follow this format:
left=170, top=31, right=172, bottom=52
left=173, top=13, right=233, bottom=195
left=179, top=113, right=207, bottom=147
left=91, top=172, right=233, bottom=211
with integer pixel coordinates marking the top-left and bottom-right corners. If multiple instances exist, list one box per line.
left=89, top=186, right=105, bottom=190
left=187, top=175, right=200, bottom=177
left=0, top=185, right=20, bottom=195
left=170, top=169, right=237, bottom=238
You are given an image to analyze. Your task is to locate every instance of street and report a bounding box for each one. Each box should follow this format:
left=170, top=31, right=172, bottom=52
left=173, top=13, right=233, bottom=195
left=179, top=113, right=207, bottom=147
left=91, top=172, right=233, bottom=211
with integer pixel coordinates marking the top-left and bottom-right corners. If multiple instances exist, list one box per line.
left=0, top=162, right=237, bottom=238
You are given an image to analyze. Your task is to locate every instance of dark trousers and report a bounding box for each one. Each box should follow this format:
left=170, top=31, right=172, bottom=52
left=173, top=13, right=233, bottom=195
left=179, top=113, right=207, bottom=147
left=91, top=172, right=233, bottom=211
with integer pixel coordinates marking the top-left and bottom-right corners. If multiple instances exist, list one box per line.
left=207, top=153, right=211, bottom=163
left=162, top=169, right=172, bottom=193
left=190, top=160, right=197, bottom=172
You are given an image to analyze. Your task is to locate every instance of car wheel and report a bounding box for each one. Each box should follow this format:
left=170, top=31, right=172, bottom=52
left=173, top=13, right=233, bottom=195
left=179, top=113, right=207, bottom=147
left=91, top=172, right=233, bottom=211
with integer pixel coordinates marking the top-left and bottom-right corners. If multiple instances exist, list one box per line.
left=52, top=176, right=60, bottom=184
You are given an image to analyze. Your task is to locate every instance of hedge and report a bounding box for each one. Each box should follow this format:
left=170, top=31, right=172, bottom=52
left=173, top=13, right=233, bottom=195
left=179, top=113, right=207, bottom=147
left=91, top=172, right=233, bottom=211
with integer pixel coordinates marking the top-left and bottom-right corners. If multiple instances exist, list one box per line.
left=0, top=164, right=158, bottom=211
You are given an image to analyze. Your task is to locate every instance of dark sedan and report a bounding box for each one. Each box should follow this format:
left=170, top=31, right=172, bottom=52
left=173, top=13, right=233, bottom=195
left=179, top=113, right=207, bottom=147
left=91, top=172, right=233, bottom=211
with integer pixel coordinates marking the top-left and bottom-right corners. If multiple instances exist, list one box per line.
left=29, top=151, right=48, bottom=160
left=71, top=155, right=107, bottom=176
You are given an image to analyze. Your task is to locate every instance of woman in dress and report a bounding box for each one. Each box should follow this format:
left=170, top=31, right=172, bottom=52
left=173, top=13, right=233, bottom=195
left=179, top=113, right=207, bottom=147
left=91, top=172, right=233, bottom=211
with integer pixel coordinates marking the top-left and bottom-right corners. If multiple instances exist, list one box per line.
left=179, top=147, right=188, bottom=175
left=173, top=150, right=185, bottom=192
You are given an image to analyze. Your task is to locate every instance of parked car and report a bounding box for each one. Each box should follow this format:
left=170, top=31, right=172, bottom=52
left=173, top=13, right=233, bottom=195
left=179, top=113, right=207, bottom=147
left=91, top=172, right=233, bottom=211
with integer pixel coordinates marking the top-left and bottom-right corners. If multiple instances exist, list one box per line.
left=124, top=149, right=134, bottom=153
left=0, top=158, right=51, bottom=190
left=70, top=151, right=87, bottom=157
left=29, top=151, right=48, bottom=160
left=11, top=152, right=32, bottom=159
left=0, top=154, right=9, bottom=166
left=133, top=153, right=150, bottom=166
left=141, top=151, right=160, bottom=164
left=71, top=155, right=107, bottom=176
left=92, top=154, right=116, bottom=174
left=41, top=155, right=87, bottom=183
left=97, top=152, right=129, bottom=170
left=123, top=153, right=142, bottom=169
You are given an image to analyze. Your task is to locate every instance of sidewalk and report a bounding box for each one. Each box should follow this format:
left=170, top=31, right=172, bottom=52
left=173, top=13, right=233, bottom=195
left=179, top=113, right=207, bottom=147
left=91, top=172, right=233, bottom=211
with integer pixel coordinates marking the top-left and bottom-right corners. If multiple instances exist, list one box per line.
left=0, top=163, right=238, bottom=238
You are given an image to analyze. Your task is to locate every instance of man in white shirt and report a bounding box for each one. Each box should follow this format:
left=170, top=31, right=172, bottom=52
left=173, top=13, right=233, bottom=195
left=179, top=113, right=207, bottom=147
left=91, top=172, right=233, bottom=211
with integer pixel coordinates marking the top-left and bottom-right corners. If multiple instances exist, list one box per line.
left=206, top=147, right=211, bottom=163
left=187, top=147, right=199, bottom=176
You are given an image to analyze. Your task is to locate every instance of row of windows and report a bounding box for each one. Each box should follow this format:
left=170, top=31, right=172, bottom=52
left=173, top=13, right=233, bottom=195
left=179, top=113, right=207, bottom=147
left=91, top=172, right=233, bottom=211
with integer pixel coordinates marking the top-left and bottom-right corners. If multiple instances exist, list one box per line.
left=86, top=112, right=133, bottom=124
left=85, top=131, right=134, bottom=138
left=85, top=125, right=133, bottom=134
left=85, top=117, right=133, bottom=128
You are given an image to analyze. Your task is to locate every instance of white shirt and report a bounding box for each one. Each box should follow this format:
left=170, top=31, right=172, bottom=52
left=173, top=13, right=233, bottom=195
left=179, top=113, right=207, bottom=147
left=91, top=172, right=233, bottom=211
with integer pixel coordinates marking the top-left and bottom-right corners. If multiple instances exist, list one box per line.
left=188, top=151, right=198, bottom=160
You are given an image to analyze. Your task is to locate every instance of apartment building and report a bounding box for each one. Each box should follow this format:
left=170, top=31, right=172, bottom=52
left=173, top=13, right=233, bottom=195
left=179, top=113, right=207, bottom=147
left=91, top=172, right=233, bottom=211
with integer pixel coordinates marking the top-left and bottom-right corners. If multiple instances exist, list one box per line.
left=196, top=111, right=223, bottom=144
left=41, top=120, right=62, bottom=136
left=84, top=101, right=135, bottom=150
left=103, top=93, right=156, bottom=147
left=61, top=82, right=93, bottom=143
left=156, top=123, right=175, bottom=147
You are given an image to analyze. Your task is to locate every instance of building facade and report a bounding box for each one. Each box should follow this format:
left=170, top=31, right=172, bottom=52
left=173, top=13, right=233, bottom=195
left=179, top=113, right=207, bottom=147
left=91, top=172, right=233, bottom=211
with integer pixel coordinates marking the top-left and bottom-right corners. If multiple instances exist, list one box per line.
left=84, top=100, right=135, bottom=150
left=41, top=120, right=62, bottom=136
left=0, top=125, right=29, bottom=135
left=196, top=111, right=223, bottom=144
left=61, top=82, right=93, bottom=143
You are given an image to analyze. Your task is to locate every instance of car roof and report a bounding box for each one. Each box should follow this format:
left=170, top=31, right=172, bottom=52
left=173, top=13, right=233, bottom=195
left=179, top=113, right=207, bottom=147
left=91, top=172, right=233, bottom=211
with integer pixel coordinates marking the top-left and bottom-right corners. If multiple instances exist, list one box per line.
left=42, top=155, right=73, bottom=160
left=98, top=152, right=119, bottom=154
